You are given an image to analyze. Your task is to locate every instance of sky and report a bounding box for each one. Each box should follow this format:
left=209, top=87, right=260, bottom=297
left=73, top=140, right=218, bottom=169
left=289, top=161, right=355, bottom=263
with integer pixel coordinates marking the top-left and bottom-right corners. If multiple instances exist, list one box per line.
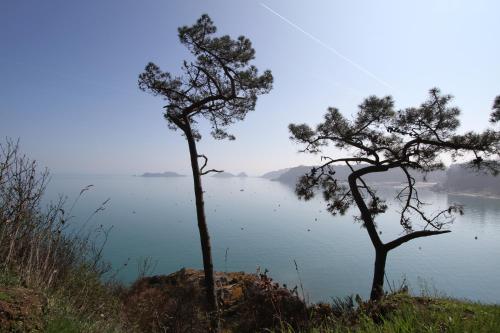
left=1, top=0, right=499, bottom=176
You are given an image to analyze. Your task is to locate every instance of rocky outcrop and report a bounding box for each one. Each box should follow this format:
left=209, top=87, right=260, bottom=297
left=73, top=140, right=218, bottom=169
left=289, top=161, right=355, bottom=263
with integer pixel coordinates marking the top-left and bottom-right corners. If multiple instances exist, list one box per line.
left=123, top=268, right=307, bottom=333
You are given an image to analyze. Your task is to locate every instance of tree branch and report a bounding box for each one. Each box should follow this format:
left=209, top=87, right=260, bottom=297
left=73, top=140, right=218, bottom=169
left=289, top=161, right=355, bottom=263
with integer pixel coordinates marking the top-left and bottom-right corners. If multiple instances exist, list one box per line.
left=347, top=165, right=391, bottom=249
left=385, top=230, right=451, bottom=251
left=198, top=154, right=223, bottom=176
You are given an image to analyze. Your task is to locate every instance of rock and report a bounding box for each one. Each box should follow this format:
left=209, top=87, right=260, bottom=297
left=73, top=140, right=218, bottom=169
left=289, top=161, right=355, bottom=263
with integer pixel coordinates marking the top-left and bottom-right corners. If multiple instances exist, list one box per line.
left=123, top=268, right=307, bottom=333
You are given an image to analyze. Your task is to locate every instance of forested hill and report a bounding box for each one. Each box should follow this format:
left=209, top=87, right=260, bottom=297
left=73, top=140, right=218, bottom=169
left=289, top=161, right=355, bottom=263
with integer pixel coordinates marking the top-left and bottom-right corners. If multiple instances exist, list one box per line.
left=266, top=164, right=500, bottom=196
left=440, top=164, right=500, bottom=196
left=270, top=165, right=446, bottom=186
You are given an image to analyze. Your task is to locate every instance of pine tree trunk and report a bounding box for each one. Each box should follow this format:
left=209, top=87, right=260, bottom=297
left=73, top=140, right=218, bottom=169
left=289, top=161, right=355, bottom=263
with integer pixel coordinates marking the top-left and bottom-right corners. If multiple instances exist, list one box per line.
left=370, top=248, right=387, bottom=301
left=184, top=126, right=219, bottom=332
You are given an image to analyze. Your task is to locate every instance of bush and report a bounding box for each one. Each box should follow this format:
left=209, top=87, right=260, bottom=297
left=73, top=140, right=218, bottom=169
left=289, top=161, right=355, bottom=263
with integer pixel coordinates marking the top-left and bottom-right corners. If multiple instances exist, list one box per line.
left=0, top=139, right=128, bottom=332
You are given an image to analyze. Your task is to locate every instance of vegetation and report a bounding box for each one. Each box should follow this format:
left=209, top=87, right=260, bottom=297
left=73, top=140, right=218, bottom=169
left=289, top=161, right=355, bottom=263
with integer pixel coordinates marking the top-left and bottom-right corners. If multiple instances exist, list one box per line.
left=2, top=266, right=500, bottom=332
left=138, top=14, right=273, bottom=330
left=289, top=89, right=500, bottom=301
left=0, top=139, right=126, bottom=332
left=274, top=292, right=500, bottom=333
left=490, top=95, right=500, bottom=123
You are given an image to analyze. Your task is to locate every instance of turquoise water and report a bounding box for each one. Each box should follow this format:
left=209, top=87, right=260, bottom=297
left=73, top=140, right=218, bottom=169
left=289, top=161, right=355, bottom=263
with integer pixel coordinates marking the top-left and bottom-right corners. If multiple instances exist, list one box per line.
left=45, top=175, right=500, bottom=304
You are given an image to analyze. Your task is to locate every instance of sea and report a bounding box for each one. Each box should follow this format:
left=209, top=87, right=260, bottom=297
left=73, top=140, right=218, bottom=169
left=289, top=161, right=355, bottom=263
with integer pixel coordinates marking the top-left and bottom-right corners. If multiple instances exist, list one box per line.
left=44, top=174, right=500, bottom=304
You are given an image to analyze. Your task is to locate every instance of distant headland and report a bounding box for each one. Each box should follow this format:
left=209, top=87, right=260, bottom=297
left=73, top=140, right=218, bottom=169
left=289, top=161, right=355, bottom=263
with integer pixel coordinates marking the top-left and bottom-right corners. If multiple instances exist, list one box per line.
left=140, top=171, right=186, bottom=177
left=212, top=171, right=248, bottom=178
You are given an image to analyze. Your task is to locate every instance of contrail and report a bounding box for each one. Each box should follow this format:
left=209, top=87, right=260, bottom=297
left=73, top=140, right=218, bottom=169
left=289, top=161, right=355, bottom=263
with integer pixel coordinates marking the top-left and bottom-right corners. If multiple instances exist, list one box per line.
left=260, top=3, right=392, bottom=89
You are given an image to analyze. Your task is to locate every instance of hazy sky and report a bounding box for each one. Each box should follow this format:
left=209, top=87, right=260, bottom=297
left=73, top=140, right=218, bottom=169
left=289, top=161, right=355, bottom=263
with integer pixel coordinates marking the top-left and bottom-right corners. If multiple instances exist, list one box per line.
left=1, top=0, right=499, bottom=175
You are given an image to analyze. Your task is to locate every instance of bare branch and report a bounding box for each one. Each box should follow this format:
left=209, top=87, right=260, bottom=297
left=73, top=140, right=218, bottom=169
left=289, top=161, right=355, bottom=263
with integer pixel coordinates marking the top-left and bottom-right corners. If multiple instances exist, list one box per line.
left=201, top=169, right=224, bottom=176
left=197, top=154, right=223, bottom=176
left=385, top=230, right=451, bottom=251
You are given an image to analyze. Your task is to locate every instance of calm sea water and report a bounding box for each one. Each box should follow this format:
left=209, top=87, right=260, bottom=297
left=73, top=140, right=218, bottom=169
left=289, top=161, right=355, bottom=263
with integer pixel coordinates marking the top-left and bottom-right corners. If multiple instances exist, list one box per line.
left=45, top=175, right=500, bottom=304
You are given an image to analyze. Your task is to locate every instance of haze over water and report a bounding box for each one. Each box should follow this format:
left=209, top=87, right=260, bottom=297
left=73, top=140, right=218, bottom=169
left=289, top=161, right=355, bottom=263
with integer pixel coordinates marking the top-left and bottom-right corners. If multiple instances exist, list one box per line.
left=46, top=175, right=500, bottom=304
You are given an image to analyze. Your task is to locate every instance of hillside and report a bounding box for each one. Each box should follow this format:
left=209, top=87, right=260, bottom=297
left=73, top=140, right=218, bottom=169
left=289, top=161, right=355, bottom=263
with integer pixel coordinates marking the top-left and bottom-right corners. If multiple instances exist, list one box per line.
left=2, top=268, right=499, bottom=332
left=212, top=172, right=236, bottom=178
left=261, top=167, right=291, bottom=179
left=269, top=165, right=446, bottom=186
left=439, top=164, right=500, bottom=196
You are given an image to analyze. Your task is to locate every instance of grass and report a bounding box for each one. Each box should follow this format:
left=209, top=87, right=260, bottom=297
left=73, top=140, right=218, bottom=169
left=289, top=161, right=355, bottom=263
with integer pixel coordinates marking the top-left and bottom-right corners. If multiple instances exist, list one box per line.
left=0, top=268, right=129, bottom=333
left=0, top=290, right=12, bottom=302
left=359, top=300, right=500, bottom=333
left=44, top=301, right=125, bottom=333
left=274, top=293, right=500, bottom=333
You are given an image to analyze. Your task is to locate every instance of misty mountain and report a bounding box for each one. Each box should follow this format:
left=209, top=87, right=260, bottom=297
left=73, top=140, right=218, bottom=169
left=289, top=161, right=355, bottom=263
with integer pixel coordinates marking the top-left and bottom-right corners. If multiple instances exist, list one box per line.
left=212, top=172, right=236, bottom=178
left=438, top=164, right=500, bottom=196
left=211, top=171, right=249, bottom=178
left=268, top=165, right=446, bottom=186
left=141, top=171, right=185, bottom=177
left=260, top=167, right=291, bottom=179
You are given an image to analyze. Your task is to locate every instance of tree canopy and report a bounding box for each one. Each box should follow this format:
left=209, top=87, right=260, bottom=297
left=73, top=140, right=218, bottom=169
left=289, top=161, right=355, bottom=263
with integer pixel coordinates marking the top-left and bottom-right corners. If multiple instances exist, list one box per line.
left=138, top=14, right=273, bottom=141
left=491, top=95, right=500, bottom=123
left=290, top=88, right=499, bottom=235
